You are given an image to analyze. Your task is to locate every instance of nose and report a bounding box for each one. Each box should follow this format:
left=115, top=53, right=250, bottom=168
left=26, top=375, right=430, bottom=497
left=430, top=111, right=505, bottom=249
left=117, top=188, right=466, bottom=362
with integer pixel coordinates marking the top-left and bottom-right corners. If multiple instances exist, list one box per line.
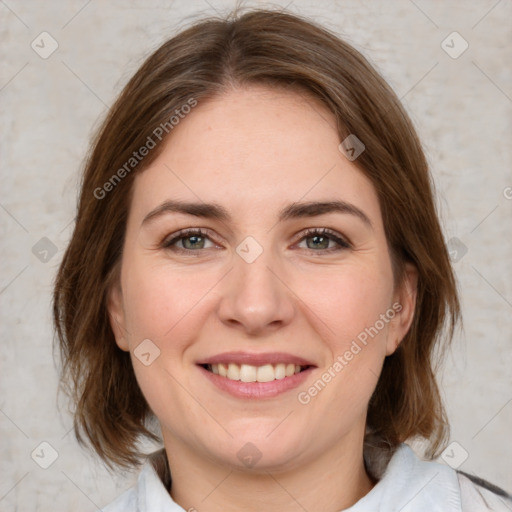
left=216, top=244, right=296, bottom=336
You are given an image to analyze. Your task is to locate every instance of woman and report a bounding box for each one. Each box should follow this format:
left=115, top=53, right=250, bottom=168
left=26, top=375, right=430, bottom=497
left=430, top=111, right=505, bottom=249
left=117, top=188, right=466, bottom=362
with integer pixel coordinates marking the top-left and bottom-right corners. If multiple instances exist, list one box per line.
left=53, top=8, right=512, bottom=511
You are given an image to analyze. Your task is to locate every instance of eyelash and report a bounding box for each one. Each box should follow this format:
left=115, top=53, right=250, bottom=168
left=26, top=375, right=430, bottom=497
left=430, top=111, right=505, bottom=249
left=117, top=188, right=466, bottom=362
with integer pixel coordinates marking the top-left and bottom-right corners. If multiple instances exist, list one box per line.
left=161, top=227, right=351, bottom=254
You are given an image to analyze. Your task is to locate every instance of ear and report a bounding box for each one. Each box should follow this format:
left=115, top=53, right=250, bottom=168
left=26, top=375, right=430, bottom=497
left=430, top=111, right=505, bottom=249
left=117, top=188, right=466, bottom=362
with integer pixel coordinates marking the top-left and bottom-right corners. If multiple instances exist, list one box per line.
left=107, top=279, right=129, bottom=351
left=386, top=262, right=418, bottom=356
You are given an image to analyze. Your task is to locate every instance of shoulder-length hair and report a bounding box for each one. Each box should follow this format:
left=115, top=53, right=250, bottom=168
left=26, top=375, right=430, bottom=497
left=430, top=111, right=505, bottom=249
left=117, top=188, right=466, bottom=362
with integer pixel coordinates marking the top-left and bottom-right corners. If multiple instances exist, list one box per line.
left=53, top=7, right=460, bottom=469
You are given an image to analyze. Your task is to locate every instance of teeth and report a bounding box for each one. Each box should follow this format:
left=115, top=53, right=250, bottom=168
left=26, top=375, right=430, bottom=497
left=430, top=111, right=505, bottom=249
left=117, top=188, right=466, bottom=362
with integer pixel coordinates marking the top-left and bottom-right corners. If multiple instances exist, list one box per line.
left=257, top=364, right=275, bottom=383
left=207, top=362, right=307, bottom=382
left=218, top=363, right=228, bottom=377
left=240, top=364, right=257, bottom=382
left=227, top=363, right=240, bottom=380
left=274, top=363, right=286, bottom=380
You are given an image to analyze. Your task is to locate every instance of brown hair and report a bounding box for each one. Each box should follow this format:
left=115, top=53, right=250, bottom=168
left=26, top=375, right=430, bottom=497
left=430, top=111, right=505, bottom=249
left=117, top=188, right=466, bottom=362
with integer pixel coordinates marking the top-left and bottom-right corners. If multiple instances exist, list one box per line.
left=53, top=7, right=460, bottom=469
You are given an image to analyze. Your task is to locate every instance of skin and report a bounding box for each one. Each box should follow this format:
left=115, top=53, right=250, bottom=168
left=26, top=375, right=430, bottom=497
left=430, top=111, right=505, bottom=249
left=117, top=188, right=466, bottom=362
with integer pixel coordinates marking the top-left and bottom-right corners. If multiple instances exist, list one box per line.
left=108, top=85, right=418, bottom=511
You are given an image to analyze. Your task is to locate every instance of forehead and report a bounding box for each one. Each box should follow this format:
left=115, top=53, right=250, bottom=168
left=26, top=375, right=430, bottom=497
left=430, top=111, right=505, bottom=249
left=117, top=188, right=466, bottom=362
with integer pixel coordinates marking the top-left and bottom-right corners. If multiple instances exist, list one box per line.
left=129, top=85, right=381, bottom=227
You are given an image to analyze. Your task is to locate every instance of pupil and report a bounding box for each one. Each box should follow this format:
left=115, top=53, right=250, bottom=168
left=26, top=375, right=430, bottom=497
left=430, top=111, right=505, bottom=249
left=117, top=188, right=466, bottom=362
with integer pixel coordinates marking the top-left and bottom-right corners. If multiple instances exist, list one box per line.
left=309, top=235, right=328, bottom=250
left=184, top=236, right=203, bottom=249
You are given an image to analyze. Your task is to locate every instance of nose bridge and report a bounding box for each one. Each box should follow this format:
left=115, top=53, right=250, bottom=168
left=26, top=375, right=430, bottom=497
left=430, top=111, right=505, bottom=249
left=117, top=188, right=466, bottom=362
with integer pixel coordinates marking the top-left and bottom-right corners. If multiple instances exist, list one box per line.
left=217, top=235, right=295, bottom=333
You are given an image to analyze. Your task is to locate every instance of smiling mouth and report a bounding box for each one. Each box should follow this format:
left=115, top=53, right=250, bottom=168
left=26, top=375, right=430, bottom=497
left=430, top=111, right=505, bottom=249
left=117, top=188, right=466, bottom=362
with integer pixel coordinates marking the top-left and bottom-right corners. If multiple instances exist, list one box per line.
left=199, top=363, right=312, bottom=383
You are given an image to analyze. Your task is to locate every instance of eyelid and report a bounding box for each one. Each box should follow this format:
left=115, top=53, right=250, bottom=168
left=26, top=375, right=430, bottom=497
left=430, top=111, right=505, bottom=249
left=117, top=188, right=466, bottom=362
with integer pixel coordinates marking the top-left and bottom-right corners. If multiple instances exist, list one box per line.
left=293, top=227, right=352, bottom=250
left=161, top=227, right=220, bottom=250
left=161, top=226, right=351, bottom=254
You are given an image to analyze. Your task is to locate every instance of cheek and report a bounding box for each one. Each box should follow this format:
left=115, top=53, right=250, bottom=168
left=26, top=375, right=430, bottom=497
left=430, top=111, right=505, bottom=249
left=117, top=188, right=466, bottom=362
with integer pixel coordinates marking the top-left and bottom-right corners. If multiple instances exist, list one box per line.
left=294, top=265, right=392, bottom=416
left=119, top=261, right=221, bottom=431
left=296, top=262, right=393, bottom=349
left=122, top=260, right=220, bottom=343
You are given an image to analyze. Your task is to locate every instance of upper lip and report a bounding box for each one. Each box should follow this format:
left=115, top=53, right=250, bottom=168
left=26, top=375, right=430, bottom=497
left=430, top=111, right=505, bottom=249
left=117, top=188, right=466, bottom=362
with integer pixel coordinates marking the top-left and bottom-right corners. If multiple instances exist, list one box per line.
left=197, top=351, right=316, bottom=367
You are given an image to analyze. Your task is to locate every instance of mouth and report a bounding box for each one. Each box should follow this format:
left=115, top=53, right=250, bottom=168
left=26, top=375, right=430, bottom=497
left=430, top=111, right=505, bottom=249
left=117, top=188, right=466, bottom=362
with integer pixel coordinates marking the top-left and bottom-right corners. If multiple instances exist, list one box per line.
left=195, top=352, right=316, bottom=399
left=199, top=362, right=313, bottom=383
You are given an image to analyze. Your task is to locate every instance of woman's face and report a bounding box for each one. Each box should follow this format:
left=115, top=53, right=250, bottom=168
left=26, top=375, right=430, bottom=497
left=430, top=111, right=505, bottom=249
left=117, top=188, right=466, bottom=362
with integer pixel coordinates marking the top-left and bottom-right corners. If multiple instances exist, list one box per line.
left=109, top=85, right=416, bottom=472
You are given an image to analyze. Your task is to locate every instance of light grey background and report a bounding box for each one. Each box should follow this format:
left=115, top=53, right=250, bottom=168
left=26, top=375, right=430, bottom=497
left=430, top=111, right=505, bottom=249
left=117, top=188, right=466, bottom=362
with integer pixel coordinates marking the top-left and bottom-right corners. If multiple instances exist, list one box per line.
left=1, top=0, right=511, bottom=510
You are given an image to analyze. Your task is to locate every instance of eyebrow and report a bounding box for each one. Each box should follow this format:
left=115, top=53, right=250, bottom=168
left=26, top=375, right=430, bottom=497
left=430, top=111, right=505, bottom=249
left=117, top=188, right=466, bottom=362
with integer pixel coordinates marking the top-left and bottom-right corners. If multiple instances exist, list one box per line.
left=142, top=199, right=372, bottom=228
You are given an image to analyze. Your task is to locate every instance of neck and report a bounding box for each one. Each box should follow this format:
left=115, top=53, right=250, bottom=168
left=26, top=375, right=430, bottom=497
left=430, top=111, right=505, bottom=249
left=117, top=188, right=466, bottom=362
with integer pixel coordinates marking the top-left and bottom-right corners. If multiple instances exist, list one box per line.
left=161, top=430, right=375, bottom=512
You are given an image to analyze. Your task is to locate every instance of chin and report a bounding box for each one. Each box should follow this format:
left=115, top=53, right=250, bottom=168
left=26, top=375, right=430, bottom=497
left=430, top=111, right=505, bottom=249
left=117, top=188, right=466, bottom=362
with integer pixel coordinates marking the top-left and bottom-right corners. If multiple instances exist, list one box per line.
left=206, top=430, right=304, bottom=472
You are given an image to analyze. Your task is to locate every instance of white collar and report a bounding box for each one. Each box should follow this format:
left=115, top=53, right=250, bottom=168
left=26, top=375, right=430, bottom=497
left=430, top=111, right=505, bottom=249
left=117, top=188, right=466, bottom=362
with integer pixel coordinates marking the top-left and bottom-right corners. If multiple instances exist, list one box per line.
left=346, top=443, right=461, bottom=511
left=108, top=443, right=463, bottom=511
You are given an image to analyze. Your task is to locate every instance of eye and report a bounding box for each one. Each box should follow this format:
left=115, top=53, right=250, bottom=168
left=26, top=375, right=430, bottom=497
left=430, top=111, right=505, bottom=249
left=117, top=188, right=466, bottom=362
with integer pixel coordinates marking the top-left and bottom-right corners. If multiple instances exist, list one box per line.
left=295, top=228, right=351, bottom=252
left=161, top=227, right=351, bottom=255
left=161, top=228, right=218, bottom=252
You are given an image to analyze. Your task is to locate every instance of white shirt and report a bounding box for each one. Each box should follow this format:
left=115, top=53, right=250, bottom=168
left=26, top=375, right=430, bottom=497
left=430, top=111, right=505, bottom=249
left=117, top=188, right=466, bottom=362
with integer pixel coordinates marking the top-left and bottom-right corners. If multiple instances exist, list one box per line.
left=101, top=443, right=512, bottom=511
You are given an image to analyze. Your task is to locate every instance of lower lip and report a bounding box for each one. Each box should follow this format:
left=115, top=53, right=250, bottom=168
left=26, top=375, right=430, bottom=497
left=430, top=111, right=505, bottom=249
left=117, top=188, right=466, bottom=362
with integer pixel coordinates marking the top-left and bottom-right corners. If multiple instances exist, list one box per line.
left=197, top=365, right=315, bottom=399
